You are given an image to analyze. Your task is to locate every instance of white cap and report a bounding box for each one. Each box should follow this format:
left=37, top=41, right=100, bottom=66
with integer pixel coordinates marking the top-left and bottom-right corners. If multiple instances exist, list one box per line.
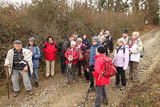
left=77, top=38, right=82, bottom=42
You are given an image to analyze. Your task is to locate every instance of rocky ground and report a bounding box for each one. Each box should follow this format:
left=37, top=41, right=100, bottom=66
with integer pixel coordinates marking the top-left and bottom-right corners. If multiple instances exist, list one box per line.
left=0, top=29, right=160, bottom=107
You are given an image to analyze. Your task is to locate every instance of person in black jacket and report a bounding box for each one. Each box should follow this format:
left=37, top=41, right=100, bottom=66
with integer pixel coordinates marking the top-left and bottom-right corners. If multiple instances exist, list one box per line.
left=60, top=36, right=74, bottom=74
left=82, top=34, right=90, bottom=49
left=104, top=31, right=114, bottom=56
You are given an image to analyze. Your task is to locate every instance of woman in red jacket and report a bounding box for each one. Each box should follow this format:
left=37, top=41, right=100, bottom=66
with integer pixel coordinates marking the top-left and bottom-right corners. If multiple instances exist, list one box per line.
left=65, top=41, right=79, bottom=83
left=93, top=46, right=111, bottom=107
left=43, top=36, right=57, bottom=79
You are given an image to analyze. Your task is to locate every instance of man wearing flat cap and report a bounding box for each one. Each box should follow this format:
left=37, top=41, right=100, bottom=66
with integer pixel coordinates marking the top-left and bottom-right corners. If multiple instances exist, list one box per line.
left=4, top=40, right=33, bottom=97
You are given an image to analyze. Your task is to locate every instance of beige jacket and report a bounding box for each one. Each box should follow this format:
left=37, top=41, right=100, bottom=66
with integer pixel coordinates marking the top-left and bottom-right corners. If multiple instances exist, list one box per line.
left=4, top=48, right=33, bottom=76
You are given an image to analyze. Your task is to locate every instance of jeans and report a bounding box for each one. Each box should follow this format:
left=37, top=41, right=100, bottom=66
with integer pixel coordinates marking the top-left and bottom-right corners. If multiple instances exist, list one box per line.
left=33, top=68, right=38, bottom=82
left=115, top=67, right=126, bottom=86
left=61, top=56, right=66, bottom=73
left=12, top=70, right=32, bottom=91
left=95, top=85, right=108, bottom=107
left=89, top=65, right=95, bottom=88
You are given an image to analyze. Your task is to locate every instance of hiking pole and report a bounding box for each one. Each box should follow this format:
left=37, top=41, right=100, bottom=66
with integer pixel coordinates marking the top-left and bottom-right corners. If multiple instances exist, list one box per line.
left=83, top=82, right=91, bottom=107
left=5, top=66, right=9, bottom=99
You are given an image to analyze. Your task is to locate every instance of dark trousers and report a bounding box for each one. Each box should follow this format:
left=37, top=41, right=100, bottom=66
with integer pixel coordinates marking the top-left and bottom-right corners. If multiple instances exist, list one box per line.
left=95, top=85, right=108, bottom=107
left=89, top=65, right=95, bottom=88
left=77, top=61, right=85, bottom=75
left=105, top=50, right=108, bottom=56
left=115, top=67, right=126, bottom=86
left=61, top=56, right=66, bottom=74
left=84, top=69, right=90, bottom=80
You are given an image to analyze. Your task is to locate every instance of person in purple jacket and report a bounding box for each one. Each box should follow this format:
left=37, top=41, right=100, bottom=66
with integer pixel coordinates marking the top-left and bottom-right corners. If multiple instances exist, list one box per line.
left=113, top=38, right=129, bottom=90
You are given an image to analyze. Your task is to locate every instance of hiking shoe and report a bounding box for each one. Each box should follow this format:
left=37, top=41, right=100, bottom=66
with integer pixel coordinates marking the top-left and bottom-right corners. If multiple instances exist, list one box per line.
left=46, top=76, right=49, bottom=79
left=51, top=75, right=54, bottom=78
left=72, top=80, right=76, bottom=84
left=102, top=99, right=109, bottom=105
left=120, top=86, right=126, bottom=90
left=88, top=87, right=95, bottom=92
left=115, top=84, right=120, bottom=88
left=35, top=82, right=39, bottom=88
left=27, top=90, right=33, bottom=95
left=66, top=80, right=70, bottom=84
left=14, top=91, right=20, bottom=97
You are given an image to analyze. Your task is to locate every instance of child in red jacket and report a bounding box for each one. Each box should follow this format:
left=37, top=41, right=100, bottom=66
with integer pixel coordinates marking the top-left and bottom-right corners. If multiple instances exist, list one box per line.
left=65, top=41, right=79, bottom=83
left=43, top=36, right=57, bottom=79
left=93, top=46, right=111, bottom=107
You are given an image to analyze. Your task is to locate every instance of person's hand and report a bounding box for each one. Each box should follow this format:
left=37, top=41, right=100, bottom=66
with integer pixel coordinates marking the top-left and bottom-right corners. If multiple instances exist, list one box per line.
left=24, top=66, right=28, bottom=72
left=87, top=68, right=89, bottom=72
left=110, top=50, right=113, bottom=53
left=129, top=50, right=132, bottom=54
left=4, top=64, right=8, bottom=67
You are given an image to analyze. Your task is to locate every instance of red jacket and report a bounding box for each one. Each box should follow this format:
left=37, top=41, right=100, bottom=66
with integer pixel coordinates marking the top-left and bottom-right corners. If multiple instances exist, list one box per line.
left=65, top=47, right=80, bottom=65
left=93, top=54, right=111, bottom=86
left=43, top=42, right=57, bottom=61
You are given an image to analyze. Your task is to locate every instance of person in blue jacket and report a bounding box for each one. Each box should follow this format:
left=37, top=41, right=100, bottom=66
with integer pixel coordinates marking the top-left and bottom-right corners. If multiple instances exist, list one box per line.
left=89, top=36, right=102, bottom=91
left=26, top=37, right=41, bottom=87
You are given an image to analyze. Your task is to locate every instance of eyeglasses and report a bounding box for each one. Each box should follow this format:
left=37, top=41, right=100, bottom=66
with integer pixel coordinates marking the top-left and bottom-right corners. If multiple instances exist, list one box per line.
left=92, top=41, right=96, bottom=42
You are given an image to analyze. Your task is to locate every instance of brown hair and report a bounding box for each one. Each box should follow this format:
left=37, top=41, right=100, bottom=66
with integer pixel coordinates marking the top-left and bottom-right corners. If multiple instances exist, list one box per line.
left=47, top=36, right=54, bottom=41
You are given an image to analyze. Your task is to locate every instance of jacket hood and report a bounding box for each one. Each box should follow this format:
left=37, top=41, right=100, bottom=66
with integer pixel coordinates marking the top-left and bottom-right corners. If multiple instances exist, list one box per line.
left=95, top=53, right=106, bottom=59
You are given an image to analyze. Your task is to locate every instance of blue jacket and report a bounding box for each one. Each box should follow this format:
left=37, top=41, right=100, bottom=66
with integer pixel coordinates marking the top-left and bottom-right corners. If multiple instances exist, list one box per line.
left=82, top=39, right=90, bottom=49
left=89, top=42, right=102, bottom=66
left=26, top=45, right=41, bottom=68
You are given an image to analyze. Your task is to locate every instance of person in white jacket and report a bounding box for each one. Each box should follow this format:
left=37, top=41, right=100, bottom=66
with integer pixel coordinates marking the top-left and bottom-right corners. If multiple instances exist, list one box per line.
left=4, top=40, right=33, bottom=97
left=129, top=32, right=143, bottom=82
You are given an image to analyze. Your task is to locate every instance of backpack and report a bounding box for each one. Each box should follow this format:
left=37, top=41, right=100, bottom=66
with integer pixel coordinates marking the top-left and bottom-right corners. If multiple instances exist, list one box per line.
left=101, top=57, right=117, bottom=78
left=140, top=45, right=144, bottom=58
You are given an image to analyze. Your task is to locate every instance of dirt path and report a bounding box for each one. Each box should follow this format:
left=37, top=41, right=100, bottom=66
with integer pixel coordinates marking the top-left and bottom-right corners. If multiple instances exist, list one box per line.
left=0, top=29, right=160, bottom=107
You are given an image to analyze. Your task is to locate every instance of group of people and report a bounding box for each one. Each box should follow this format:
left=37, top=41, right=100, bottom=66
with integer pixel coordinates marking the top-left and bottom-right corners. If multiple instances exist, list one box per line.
left=4, top=29, right=143, bottom=107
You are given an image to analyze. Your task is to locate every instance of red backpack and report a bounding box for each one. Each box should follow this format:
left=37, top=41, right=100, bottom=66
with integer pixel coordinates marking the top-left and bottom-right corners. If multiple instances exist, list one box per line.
left=101, top=57, right=117, bottom=78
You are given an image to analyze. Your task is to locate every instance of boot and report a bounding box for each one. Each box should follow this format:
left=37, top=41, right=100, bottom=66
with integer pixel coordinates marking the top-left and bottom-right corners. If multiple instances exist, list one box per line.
left=35, top=82, right=39, bottom=88
left=102, top=99, right=109, bottom=105
left=27, top=90, right=33, bottom=95
left=14, top=91, right=20, bottom=97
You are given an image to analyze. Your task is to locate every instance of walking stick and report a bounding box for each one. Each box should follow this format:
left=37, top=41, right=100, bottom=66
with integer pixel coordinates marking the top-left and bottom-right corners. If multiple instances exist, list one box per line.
left=5, top=66, right=9, bottom=99
left=83, top=82, right=91, bottom=107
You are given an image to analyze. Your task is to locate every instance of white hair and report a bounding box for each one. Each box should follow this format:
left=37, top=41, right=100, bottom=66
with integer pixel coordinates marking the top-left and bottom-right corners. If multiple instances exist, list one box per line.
left=132, top=31, right=140, bottom=37
left=71, top=41, right=76, bottom=46
left=117, top=38, right=125, bottom=44
left=105, top=31, right=110, bottom=34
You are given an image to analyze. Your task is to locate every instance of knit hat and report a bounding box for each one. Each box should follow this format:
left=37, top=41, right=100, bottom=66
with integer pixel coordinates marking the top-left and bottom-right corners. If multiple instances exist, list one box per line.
left=29, top=37, right=36, bottom=42
left=97, top=46, right=105, bottom=54
left=123, top=29, right=128, bottom=34
left=92, top=36, right=99, bottom=43
left=71, top=41, right=76, bottom=46
left=14, top=40, right=22, bottom=44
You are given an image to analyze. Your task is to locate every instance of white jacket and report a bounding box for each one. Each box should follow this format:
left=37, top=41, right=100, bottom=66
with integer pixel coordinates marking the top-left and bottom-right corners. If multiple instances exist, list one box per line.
left=4, top=48, right=33, bottom=76
left=130, top=38, right=143, bottom=62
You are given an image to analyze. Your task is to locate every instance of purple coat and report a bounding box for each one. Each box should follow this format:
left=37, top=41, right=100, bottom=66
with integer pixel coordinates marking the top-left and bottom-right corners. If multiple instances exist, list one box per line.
left=113, top=46, right=129, bottom=70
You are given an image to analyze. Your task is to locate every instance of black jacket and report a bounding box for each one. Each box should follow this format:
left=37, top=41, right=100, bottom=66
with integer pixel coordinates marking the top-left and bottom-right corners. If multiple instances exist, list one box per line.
left=60, top=39, right=70, bottom=56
